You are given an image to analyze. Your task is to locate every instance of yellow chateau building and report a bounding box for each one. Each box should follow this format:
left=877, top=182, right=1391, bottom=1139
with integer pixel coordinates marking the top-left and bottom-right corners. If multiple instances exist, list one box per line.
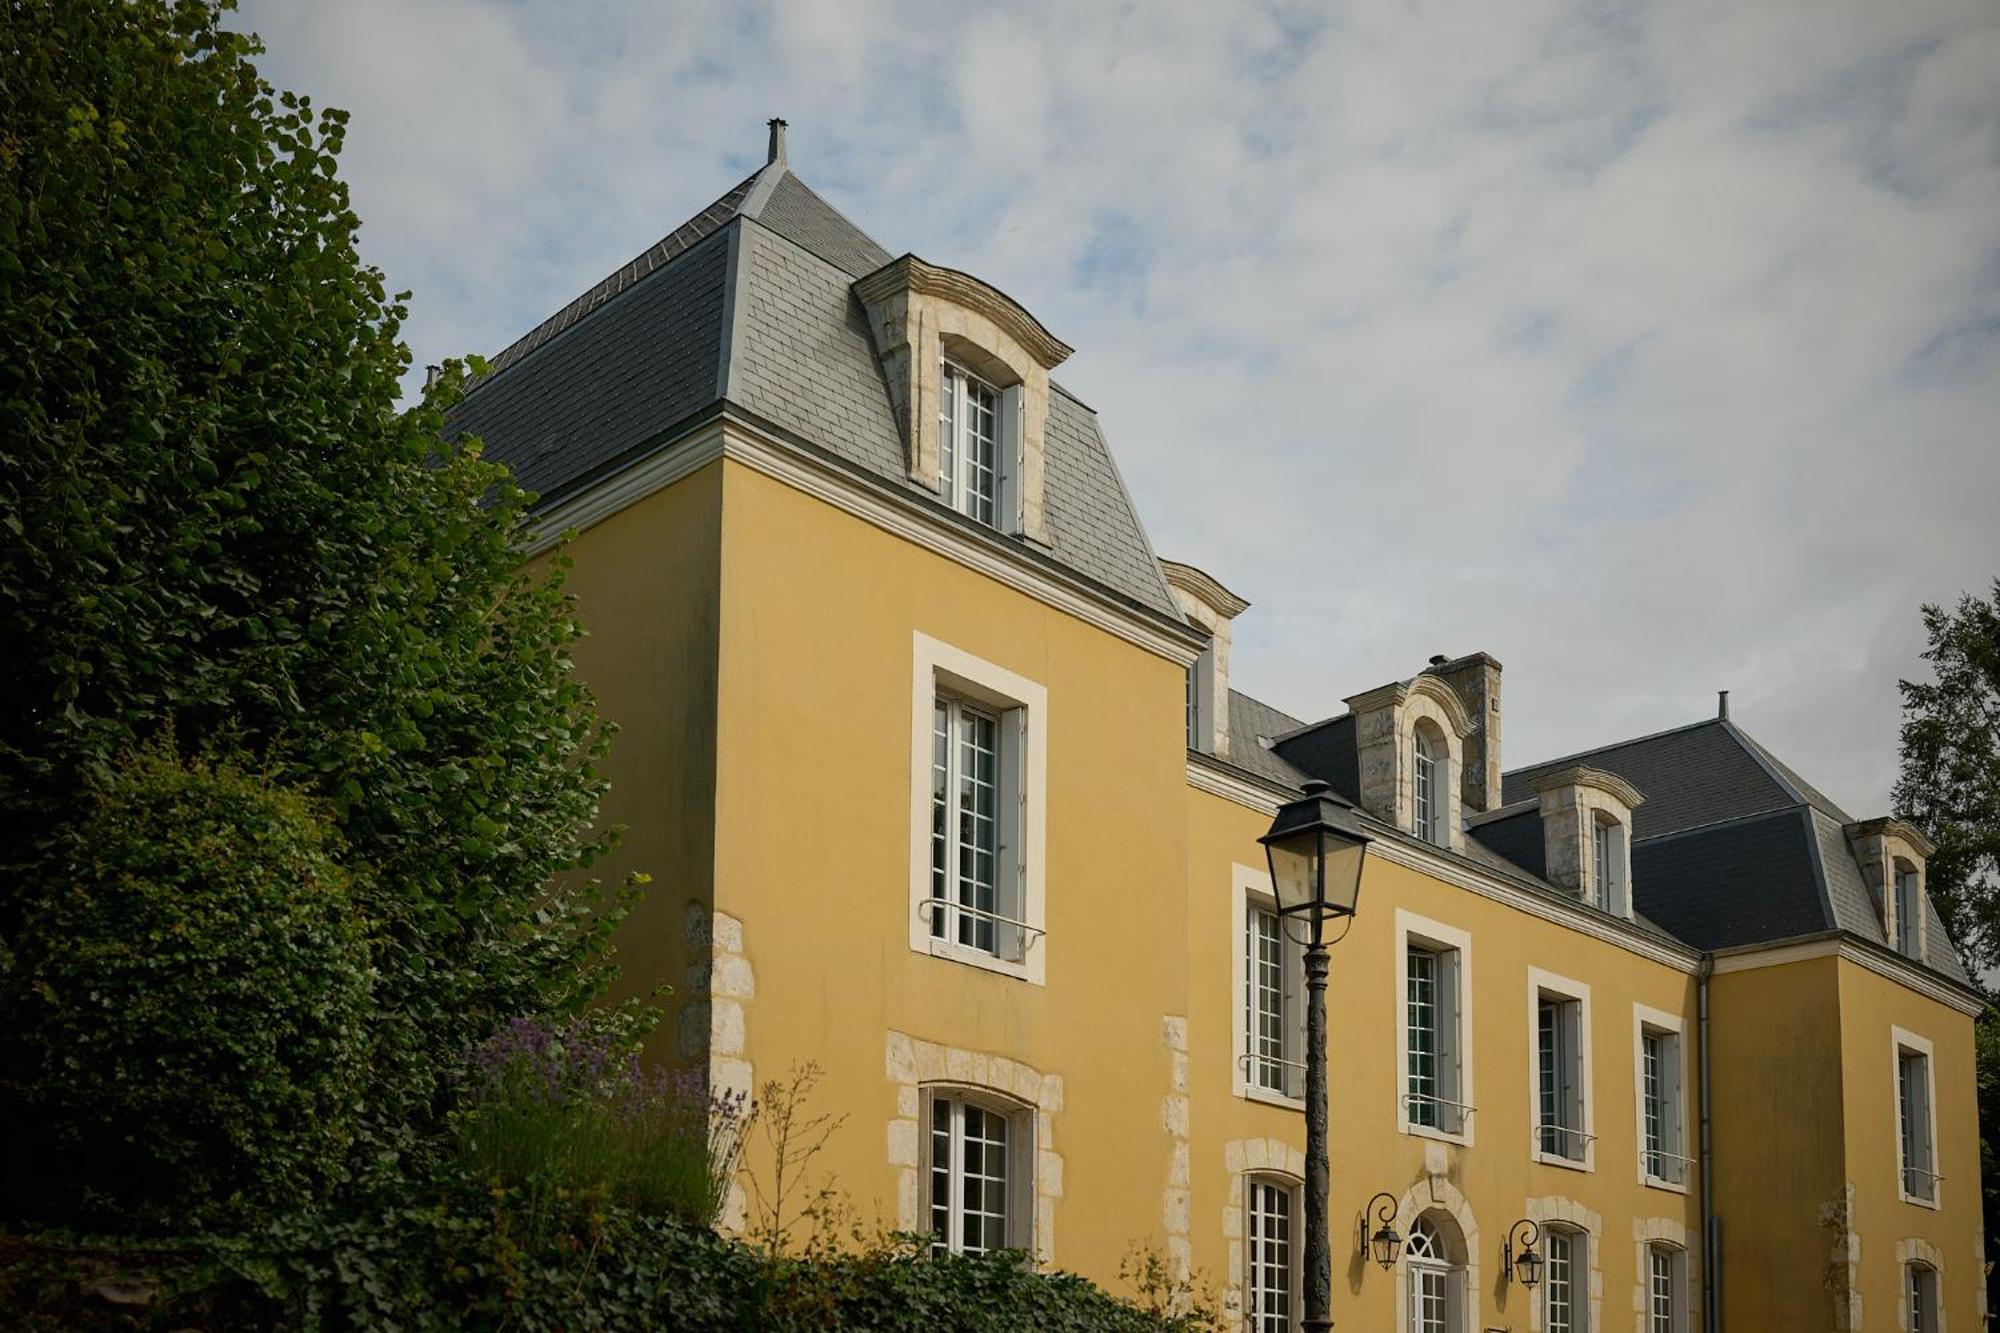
left=451, top=125, right=1986, bottom=1332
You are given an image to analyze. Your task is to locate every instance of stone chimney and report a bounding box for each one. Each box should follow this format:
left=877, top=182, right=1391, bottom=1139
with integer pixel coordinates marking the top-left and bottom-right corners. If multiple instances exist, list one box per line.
left=1160, top=561, right=1250, bottom=757
left=1425, top=653, right=1503, bottom=814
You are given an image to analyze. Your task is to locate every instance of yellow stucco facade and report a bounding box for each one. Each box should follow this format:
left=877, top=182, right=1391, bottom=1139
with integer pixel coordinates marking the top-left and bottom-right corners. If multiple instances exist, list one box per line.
left=535, top=416, right=1983, bottom=1332
left=470, top=148, right=1985, bottom=1330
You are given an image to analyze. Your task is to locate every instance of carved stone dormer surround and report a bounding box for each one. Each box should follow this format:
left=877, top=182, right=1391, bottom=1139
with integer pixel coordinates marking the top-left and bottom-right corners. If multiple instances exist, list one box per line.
left=853, top=255, right=1073, bottom=545
left=1531, top=766, right=1644, bottom=917
left=1161, top=561, right=1250, bottom=758
left=1344, top=674, right=1475, bottom=852
left=1845, top=816, right=1936, bottom=962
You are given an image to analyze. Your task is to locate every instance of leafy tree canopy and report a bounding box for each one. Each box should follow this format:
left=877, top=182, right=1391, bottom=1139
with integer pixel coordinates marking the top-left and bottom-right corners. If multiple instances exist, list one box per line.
left=1895, top=579, right=2000, bottom=983
left=0, top=0, right=629, bottom=1190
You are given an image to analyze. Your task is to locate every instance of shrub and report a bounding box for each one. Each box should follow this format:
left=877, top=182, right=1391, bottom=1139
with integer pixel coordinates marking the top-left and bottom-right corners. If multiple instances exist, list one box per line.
left=231, top=1199, right=1218, bottom=1333
left=1, top=739, right=373, bottom=1233
left=452, top=1018, right=750, bottom=1236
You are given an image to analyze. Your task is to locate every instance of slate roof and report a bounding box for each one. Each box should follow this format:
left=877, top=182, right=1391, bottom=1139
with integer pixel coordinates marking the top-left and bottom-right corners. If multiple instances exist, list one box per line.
left=1490, top=717, right=1970, bottom=983
left=1219, top=691, right=1312, bottom=790
left=447, top=152, right=1179, bottom=622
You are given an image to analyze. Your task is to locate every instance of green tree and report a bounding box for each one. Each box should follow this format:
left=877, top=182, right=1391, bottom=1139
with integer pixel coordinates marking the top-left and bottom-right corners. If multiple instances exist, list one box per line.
left=0, top=0, right=629, bottom=1196
left=1894, top=579, right=2000, bottom=1303
left=7, top=738, right=373, bottom=1232
left=1895, top=580, right=2000, bottom=978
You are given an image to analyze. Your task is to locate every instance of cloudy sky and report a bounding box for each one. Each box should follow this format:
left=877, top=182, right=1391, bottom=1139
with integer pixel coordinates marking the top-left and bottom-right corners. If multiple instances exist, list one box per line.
left=236, top=0, right=1998, bottom=816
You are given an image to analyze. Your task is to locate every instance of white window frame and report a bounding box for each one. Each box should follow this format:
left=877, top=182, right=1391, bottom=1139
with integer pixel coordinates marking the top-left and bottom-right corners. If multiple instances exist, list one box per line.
left=1404, top=1213, right=1467, bottom=1332
left=908, top=632, right=1047, bottom=984
left=1187, top=644, right=1216, bottom=753
left=1591, top=815, right=1628, bottom=915
left=1894, top=862, right=1924, bottom=960
left=1232, top=862, right=1306, bottom=1105
left=938, top=360, right=1001, bottom=526
left=1645, top=1244, right=1688, bottom=1333
left=1632, top=1003, right=1691, bottom=1193
left=1906, top=1260, right=1940, bottom=1333
left=1542, top=1225, right=1587, bottom=1333
left=1244, top=1174, right=1301, bottom=1333
left=1413, top=727, right=1446, bottom=846
left=1527, top=967, right=1594, bottom=1171
left=1396, top=910, right=1474, bottom=1145
left=1893, top=1025, right=1940, bottom=1208
left=923, top=1086, right=1034, bottom=1256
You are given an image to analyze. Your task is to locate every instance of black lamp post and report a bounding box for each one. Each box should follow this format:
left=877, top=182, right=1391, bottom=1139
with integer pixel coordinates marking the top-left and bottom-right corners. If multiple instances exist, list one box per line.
left=1260, top=779, right=1371, bottom=1333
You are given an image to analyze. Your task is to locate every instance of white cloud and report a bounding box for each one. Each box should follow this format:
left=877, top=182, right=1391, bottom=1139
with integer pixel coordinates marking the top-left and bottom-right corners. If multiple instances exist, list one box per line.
left=235, top=0, right=2000, bottom=816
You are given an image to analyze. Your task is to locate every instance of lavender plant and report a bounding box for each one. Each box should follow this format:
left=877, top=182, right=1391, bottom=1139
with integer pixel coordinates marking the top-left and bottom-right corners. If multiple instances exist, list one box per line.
left=453, top=1018, right=750, bottom=1235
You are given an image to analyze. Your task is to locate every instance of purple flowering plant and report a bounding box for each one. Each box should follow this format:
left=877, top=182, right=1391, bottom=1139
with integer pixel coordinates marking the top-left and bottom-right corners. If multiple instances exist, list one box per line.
left=453, top=1016, right=751, bottom=1231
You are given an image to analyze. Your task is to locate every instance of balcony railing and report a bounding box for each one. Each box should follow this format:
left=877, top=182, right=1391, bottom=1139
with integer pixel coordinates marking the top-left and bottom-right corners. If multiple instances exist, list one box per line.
left=1238, top=1052, right=1306, bottom=1100
left=1643, top=1147, right=1695, bottom=1187
left=1902, top=1163, right=1943, bottom=1202
left=1535, top=1121, right=1594, bottom=1162
left=1404, top=1091, right=1476, bottom=1136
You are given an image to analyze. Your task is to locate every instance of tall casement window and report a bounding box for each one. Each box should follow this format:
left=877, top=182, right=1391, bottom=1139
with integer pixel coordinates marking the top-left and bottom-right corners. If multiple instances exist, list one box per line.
left=1186, top=644, right=1214, bottom=752
left=1536, top=992, right=1587, bottom=1162
left=1406, top=942, right=1466, bottom=1135
left=1906, top=1262, right=1939, bottom=1333
left=1640, top=1024, right=1687, bottom=1186
left=1245, top=900, right=1303, bottom=1098
left=938, top=361, right=999, bottom=525
left=1405, top=1214, right=1465, bottom=1333
left=1245, top=1176, right=1297, bottom=1333
left=1897, top=1035, right=1938, bottom=1204
left=931, top=695, right=1014, bottom=956
left=1543, top=1228, right=1585, bottom=1333
left=1646, top=1245, right=1686, bottom=1333
left=910, top=634, right=1047, bottom=983
left=926, top=1091, right=1028, bottom=1256
left=1895, top=862, right=1922, bottom=958
left=1413, top=729, right=1442, bottom=845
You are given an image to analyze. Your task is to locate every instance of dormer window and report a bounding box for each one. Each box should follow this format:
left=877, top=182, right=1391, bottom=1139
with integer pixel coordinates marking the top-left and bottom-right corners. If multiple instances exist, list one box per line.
left=938, top=361, right=999, bottom=525
left=1414, top=726, right=1446, bottom=846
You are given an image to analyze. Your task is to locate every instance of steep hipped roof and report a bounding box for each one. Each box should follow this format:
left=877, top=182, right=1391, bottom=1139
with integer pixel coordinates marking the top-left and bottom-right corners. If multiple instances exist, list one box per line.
left=446, top=142, right=1179, bottom=621
left=1495, top=717, right=1970, bottom=983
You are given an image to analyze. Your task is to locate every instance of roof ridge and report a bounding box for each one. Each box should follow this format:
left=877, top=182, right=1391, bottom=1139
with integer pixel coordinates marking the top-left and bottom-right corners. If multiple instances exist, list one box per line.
left=1503, top=715, right=1723, bottom=780
left=1721, top=719, right=1853, bottom=823
left=469, top=169, right=761, bottom=394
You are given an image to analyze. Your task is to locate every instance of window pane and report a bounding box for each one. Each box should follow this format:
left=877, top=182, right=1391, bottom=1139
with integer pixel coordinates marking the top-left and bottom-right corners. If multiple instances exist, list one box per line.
left=1649, top=1249, right=1676, bottom=1333
left=1407, top=947, right=1438, bottom=1127
left=1248, top=906, right=1287, bottom=1093
left=959, top=1103, right=1009, bottom=1254
left=939, top=365, right=958, bottom=507
left=1413, top=733, right=1436, bottom=844
left=956, top=706, right=999, bottom=954
left=929, top=1098, right=952, bottom=1255
left=1247, top=1180, right=1292, bottom=1333
left=1546, top=1231, right=1575, bottom=1333
left=1643, top=1032, right=1664, bottom=1177
left=930, top=701, right=950, bottom=939
left=966, top=378, right=996, bottom=524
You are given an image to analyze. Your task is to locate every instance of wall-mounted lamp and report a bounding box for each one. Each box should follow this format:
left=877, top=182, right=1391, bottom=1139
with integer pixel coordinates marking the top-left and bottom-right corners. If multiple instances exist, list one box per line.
left=1503, top=1219, right=1543, bottom=1289
left=1357, top=1192, right=1403, bottom=1270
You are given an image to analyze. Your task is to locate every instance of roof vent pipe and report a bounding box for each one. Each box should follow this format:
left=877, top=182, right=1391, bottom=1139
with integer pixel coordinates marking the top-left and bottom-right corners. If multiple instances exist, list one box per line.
left=766, top=117, right=788, bottom=166
left=1717, top=689, right=1730, bottom=720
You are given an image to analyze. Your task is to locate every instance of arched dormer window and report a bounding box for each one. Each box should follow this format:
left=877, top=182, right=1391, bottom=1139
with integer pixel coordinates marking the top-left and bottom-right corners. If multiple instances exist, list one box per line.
left=1413, top=725, right=1447, bottom=847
